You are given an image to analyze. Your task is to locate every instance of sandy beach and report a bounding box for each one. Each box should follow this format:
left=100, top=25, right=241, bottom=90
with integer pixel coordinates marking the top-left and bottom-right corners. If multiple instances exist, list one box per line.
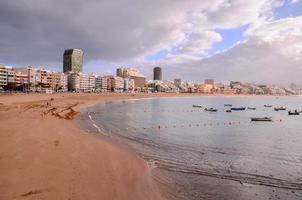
left=0, top=92, right=189, bottom=200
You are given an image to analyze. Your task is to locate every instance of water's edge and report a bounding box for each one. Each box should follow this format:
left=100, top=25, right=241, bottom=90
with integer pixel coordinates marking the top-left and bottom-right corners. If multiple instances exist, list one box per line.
left=75, top=98, right=186, bottom=200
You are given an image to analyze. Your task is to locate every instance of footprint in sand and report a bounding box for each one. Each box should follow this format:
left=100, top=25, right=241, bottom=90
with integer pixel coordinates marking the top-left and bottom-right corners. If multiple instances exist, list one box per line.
left=54, top=140, right=60, bottom=147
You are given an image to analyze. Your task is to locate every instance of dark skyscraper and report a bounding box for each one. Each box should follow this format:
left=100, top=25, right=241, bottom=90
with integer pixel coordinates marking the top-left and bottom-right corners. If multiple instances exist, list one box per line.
left=153, top=67, right=162, bottom=80
left=63, top=49, right=83, bottom=73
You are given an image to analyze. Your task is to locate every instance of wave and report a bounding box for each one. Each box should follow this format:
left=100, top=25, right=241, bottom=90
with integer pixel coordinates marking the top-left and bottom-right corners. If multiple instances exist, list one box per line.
left=156, top=159, right=302, bottom=190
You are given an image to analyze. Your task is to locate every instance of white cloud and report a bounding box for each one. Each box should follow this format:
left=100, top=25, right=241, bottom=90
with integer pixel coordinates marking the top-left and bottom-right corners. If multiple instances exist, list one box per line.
left=290, top=0, right=301, bottom=4
left=159, top=16, right=302, bottom=85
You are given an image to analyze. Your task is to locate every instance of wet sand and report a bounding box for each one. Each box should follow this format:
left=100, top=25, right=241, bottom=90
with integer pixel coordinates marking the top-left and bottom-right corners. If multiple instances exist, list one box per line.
left=0, top=92, right=193, bottom=200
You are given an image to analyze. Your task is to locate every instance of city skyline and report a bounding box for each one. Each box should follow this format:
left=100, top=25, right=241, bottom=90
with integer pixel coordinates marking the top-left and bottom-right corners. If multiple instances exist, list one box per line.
left=0, top=1, right=302, bottom=85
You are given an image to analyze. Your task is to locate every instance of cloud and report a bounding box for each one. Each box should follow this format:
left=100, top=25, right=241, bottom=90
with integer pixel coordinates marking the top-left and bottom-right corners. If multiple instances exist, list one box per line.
left=290, top=0, right=301, bottom=4
left=0, top=0, right=275, bottom=65
left=0, top=0, right=300, bottom=85
left=159, top=16, right=302, bottom=85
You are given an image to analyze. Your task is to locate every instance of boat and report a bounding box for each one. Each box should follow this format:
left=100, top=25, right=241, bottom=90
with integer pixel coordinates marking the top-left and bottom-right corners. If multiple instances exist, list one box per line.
left=251, top=117, right=272, bottom=122
left=288, top=110, right=300, bottom=115
left=264, top=105, right=272, bottom=108
left=274, top=107, right=286, bottom=111
left=231, top=107, right=246, bottom=111
left=204, top=108, right=218, bottom=112
left=226, top=110, right=232, bottom=112
left=192, top=105, right=202, bottom=108
left=248, top=107, right=256, bottom=110
left=224, top=104, right=232, bottom=107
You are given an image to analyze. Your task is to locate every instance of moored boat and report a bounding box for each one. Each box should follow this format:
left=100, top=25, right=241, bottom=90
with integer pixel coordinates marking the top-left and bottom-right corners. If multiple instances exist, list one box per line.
left=264, top=105, right=272, bottom=108
left=248, top=107, right=256, bottom=110
left=224, top=104, right=232, bottom=107
left=274, top=107, right=286, bottom=111
left=288, top=110, right=300, bottom=115
left=226, top=110, right=231, bottom=112
left=231, top=107, right=246, bottom=111
left=204, top=108, right=218, bottom=112
left=251, top=117, right=272, bottom=122
left=192, top=105, right=202, bottom=108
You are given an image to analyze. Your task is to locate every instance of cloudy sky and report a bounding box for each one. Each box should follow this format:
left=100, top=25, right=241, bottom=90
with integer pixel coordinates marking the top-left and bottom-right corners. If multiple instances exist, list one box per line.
left=0, top=0, right=302, bottom=85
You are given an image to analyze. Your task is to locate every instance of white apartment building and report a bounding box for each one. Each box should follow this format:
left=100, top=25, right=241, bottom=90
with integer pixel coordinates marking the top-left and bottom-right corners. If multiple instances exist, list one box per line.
left=79, top=73, right=89, bottom=92
left=88, top=74, right=96, bottom=92
left=0, top=65, right=10, bottom=88
left=51, top=72, right=68, bottom=92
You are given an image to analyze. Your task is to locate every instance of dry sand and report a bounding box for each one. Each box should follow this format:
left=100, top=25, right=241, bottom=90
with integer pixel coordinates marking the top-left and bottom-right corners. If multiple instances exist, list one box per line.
left=0, top=92, right=197, bottom=200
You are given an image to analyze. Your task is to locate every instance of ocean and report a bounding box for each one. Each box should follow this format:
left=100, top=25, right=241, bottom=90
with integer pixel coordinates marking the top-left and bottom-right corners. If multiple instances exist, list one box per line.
left=77, top=96, right=302, bottom=200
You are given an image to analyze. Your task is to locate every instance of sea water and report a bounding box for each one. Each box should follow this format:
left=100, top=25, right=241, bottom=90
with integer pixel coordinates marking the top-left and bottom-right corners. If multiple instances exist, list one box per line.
left=77, top=96, right=302, bottom=200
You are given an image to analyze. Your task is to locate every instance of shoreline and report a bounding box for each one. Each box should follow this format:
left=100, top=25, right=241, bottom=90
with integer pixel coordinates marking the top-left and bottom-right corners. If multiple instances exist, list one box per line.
left=0, top=92, right=196, bottom=200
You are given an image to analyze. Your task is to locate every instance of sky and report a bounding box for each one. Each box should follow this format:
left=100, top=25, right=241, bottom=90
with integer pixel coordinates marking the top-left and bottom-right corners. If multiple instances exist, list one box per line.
left=0, top=0, right=302, bottom=85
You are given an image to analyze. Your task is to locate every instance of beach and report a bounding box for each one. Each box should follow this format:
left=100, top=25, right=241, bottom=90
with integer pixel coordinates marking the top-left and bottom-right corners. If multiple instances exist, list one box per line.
left=2, top=93, right=300, bottom=200
left=0, top=92, right=190, bottom=200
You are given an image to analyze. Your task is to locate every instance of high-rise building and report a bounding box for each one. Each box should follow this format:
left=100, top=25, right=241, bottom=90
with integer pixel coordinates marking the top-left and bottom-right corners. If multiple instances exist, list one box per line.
left=63, top=49, right=83, bottom=73
left=67, top=72, right=80, bottom=92
left=153, top=67, right=162, bottom=80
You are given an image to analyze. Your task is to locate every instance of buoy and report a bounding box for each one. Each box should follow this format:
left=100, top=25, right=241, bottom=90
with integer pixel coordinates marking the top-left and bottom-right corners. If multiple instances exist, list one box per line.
left=158, top=125, right=161, bottom=129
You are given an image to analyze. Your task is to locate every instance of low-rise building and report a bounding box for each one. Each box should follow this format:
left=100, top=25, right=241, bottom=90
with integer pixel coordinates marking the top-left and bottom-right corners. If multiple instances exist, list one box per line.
left=40, top=69, right=52, bottom=89
left=0, top=65, right=10, bottom=89
left=51, top=72, right=68, bottom=92
left=198, top=83, right=214, bottom=93
left=95, top=75, right=102, bottom=91
left=101, top=75, right=113, bottom=92
left=88, top=74, right=96, bottom=92
left=79, top=73, right=89, bottom=92
left=174, top=78, right=182, bottom=88
left=14, top=69, right=29, bottom=90
left=116, top=67, right=146, bottom=88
